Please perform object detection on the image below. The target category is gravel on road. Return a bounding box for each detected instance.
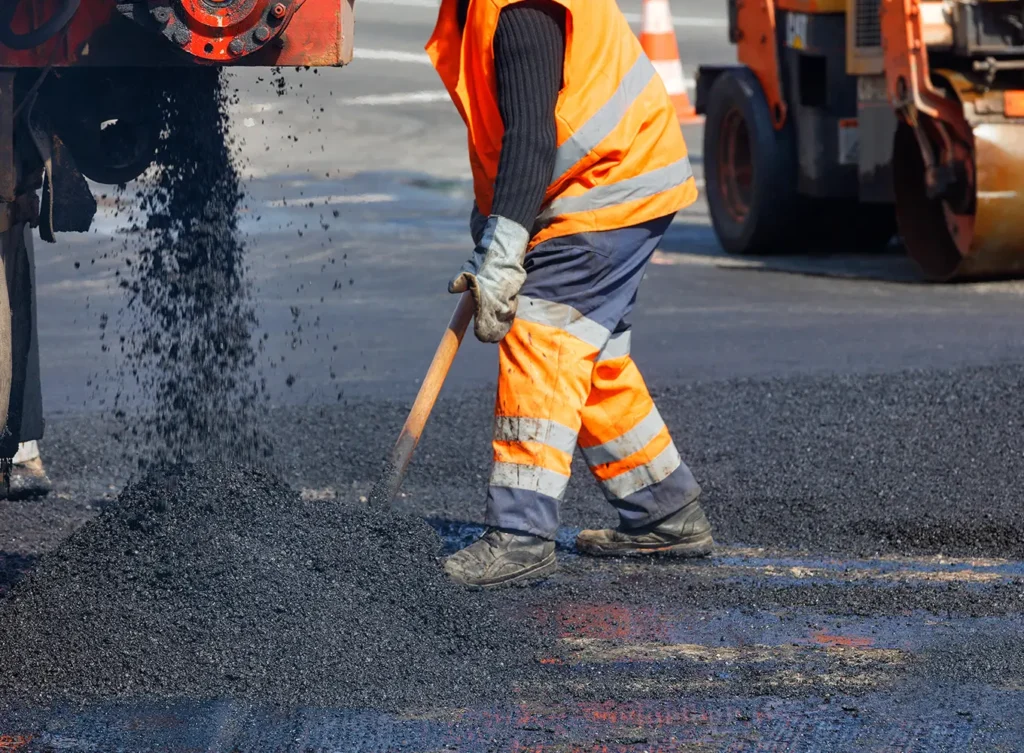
[0,462,546,711]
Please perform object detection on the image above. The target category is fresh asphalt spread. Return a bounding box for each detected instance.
[6,362,1023,715]
[0,462,546,710]
[0,71,549,712]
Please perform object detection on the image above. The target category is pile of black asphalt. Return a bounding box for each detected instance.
[1,70,547,715]
[0,462,547,710]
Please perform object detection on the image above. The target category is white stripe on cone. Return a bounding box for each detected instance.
[641,0,675,35]
[652,58,689,95]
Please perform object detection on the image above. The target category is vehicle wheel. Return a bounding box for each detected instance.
[703,67,802,255]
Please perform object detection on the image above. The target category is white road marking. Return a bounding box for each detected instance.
[621,12,727,28]
[650,250,746,268]
[340,90,450,106]
[231,102,278,115]
[356,0,439,5]
[352,46,696,87]
[265,193,396,207]
[356,0,729,27]
[354,48,432,65]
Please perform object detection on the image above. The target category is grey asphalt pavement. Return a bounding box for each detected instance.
[38,0,1024,411]
[3,2,1024,750]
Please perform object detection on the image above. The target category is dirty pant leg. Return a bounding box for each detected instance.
[485,214,680,539]
[578,344,701,530]
[485,315,596,539]
[18,226,43,441]
[0,223,43,447]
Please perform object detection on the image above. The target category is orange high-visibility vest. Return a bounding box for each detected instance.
[426,0,698,248]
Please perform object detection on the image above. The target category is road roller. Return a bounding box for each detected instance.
[695,0,1024,282]
[0,0,354,468]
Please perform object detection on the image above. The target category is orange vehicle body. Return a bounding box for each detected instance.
[701,0,1024,281]
[734,0,787,128]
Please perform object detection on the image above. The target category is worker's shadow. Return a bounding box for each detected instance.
[0,552,38,597]
[424,517,580,555]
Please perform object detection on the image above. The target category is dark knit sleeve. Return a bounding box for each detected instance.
[489,1,565,233]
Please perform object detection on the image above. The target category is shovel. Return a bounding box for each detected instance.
[367,292,475,508]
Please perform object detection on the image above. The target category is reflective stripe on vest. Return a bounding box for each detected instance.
[550,54,657,182]
[536,157,694,232]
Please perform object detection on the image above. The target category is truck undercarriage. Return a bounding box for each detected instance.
[0,0,353,468]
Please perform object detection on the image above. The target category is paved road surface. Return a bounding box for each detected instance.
[2,1,1024,750]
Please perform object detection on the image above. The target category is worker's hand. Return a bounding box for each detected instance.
[449,215,529,343]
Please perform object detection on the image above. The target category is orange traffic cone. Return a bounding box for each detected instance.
[639,0,702,124]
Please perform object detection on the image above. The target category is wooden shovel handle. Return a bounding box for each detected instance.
[367,291,475,508]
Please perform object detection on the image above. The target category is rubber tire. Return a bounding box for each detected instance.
[703,67,802,255]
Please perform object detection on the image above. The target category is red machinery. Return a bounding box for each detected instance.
[0,0,354,463]
[0,0,353,66]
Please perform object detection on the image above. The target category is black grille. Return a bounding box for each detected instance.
[855,0,882,48]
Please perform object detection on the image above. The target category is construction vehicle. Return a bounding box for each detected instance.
[695,0,1024,282]
[0,0,354,462]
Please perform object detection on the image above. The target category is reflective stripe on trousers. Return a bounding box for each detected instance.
[485,214,701,539]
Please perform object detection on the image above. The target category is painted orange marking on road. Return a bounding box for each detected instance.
[537,603,669,642]
[812,632,874,648]
[0,735,33,751]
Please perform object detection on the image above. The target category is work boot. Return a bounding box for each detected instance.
[444,528,557,589]
[1,442,52,501]
[576,499,714,557]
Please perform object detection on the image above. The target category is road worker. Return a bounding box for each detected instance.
[429,0,714,587]
[0,226,51,501]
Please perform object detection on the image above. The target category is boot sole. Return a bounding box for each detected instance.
[576,533,714,559]
[453,552,558,590]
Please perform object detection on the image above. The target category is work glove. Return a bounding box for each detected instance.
[449,214,529,343]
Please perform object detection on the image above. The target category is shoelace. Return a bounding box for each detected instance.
[480,528,505,553]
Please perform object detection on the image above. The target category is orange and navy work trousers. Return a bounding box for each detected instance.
[486,213,701,539]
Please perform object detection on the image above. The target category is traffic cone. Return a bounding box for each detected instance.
[639,0,702,124]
